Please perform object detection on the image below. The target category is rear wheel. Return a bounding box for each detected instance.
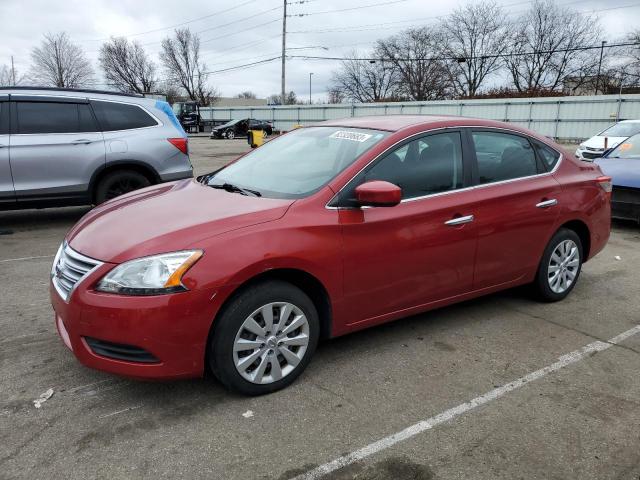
[95,170,151,204]
[209,280,319,395]
[533,228,583,302]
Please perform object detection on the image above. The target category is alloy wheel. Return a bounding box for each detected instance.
[233,302,310,384]
[547,239,580,294]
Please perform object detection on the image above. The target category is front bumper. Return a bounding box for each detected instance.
[50,266,223,380]
[575,148,605,160]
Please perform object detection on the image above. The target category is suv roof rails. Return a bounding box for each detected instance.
[0,86,144,98]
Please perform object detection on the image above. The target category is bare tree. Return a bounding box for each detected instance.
[327,87,346,104]
[160,28,218,105]
[330,50,402,102]
[504,0,602,93]
[377,27,452,100]
[0,64,25,86]
[30,32,94,88]
[236,91,257,99]
[99,37,156,94]
[267,91,300,105]
[440,1,507,97]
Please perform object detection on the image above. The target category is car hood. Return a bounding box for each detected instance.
[596,156,640,188]
[582,136,628,150]
[67,179,294,263]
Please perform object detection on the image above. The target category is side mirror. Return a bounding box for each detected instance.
[355,181,401,207]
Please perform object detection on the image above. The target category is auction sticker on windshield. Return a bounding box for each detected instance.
[330,130,373,142]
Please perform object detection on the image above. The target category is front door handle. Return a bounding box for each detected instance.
[71,139,92,145]
[445,214,474,226]
[536,199,558,208]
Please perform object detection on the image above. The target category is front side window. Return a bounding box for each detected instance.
[472,131,538,184]
[208,127,389,199]
[361,132,464,200]
[15,101,91,134]
[91,100,157,131]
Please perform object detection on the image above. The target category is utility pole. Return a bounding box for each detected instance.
[595,40,607,95]
[309,72,313,104]
[281,0,287,105]
[10,56,15,85]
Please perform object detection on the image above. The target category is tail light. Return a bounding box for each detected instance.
[168,137,188,155]
[596,176,612,194]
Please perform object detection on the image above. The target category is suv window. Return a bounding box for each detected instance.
[533,140,561,171]
[362,131,464,200]
[471,131,538,184]
[0,101,7,134]
[91,100,157,131]
[15,101,97,134]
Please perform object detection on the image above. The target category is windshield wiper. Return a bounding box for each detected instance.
[209,182,262,197]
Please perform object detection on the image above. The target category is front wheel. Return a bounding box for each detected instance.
[209,281,319,395]
[225,130,235,140]
[533,228,583,302]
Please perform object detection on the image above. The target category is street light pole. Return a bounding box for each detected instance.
[309,72,313,104]
[281,0,287,105]
[595,40,607,95]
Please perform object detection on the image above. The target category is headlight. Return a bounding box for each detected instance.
[96,250,203,295]
[579,144,586,149]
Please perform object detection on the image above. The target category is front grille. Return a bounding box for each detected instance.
[85,337,160,363]
[582,151,602,159]
[585,147,604,152]
[51,243,102,301]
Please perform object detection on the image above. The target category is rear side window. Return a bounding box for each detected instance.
[91,101,157,131]
[0,101,8,134]
[471,131,538,184]
[533,141,561,171]
[15,101,98,134]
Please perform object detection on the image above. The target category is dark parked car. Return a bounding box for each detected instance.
[210,118,273,139]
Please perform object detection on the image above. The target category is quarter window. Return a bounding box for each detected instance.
[533,140,561,171]
[471,131,538,184]
[91,101,157,131]
[16,102,96,134]
[362,132,464,200]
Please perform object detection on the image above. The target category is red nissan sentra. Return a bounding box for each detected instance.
[50,116,611,395]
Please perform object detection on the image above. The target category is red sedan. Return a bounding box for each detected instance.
[50,116,611,395]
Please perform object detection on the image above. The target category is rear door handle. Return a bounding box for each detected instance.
[71,139,92,145]
[445,215,474,226]
[536,199,558,208]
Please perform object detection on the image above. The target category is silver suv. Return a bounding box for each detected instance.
[0,87,193,210]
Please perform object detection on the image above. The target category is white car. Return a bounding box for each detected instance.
[575,119,640,160]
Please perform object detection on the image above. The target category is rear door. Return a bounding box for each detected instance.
[10,97,105,203]
[467,129,562,289]
[0,95,15,207]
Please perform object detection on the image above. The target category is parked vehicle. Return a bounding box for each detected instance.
[51,115,611,395]
[596,133,640,223]
[210,118,273,139]
[0,87,193,210]
[575,120,640,160]
[172,101,203,133]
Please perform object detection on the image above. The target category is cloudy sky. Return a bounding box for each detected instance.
[1,0,639,101]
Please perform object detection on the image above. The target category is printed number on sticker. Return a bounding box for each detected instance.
[330,131,373,142]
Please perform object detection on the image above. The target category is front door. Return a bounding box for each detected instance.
[336,130,478,325]
[10,98,105,203]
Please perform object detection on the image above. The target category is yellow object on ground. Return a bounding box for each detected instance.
[248,130,264,148]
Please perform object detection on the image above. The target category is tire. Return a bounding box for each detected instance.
[533,228,583,302]
[95,170,151,204]
[225,130,235,140]
[209,280,320,395]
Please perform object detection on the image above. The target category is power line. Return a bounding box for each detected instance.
[288,0,411,17]
[88,0,259,41]
[288,41,640,63]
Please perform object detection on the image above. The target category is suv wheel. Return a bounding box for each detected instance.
[533,228,583,302]
[95,170,151,204]
[209,280,319,395]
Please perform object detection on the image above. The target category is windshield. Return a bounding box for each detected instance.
[172,103,182,115]
[599,122,640,138]
[607,133,640,158]
[208,127,389,198]
[218,119,242,128]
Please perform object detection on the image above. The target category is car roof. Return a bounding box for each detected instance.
[316,115,534,134]
[0,86,157,107]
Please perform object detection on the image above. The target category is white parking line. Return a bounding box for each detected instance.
[0,254,54,264]
[293,324,640,480]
